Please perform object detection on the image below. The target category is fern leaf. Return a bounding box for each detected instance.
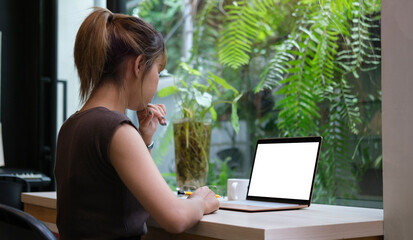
[218,0,277,69]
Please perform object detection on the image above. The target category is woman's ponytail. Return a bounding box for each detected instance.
[74,7,112,103]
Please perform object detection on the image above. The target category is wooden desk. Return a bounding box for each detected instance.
[21,192,383,240]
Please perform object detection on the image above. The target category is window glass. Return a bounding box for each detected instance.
[127,0,382,208]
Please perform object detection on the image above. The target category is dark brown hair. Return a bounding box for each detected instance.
[74,7,167,103]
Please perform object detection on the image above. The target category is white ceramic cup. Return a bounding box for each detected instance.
[227,178,249,201]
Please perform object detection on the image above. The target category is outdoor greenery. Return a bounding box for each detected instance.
[157,63,242,133]
[131,0,382,204]
[129,0,184,72]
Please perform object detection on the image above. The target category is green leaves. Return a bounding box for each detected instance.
[207,73,239,96]
[255,42,294,93]
[218,0,277,69]
[337,0,381,73]
[240,0,380,202]
[179,62,202,76]
[157,62,242,133]
[231,104,240,134]
[157,85,179,97]
[194,89,212,108]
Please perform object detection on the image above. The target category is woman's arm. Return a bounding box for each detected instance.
[109,124,219,233]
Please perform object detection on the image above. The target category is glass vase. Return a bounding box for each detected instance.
[173,119,211,190]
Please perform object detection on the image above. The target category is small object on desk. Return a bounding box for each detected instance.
[177,190,220,198]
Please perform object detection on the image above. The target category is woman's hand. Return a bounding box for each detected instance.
[136,104,167,145]
[188,186,220,214]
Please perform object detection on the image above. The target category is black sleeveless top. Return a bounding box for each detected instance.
[55,107,149,240]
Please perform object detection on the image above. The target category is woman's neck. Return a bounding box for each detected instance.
[80,83,127,114]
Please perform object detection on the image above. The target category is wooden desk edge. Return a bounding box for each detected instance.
[21,192,57,209]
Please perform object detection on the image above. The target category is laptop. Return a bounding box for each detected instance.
[219,136,322,212]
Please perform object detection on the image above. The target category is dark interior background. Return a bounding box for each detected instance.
[0,0,57,190]
[0,0,126,191]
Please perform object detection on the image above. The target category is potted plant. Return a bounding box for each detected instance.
[158,63,242,190]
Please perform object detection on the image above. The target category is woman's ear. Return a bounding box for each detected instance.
[133,55,145,78]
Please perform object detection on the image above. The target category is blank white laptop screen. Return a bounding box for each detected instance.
[248,142,320,201]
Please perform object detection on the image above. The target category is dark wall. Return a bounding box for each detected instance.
[0,0,57,185]
[107,0,127,13]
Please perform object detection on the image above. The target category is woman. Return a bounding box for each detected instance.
[54,7,219,240]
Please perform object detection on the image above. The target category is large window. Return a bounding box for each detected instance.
[127,0,382,208]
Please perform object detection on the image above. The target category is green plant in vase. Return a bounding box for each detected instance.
[158,63,242,190]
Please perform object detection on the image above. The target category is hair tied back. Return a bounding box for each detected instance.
[107,12,114,23]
